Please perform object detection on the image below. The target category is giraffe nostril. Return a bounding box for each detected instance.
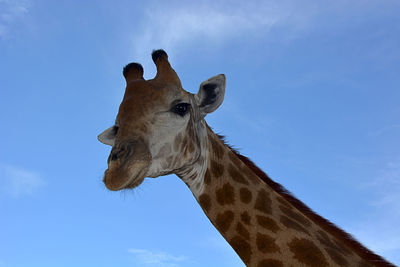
[111,152,118,161]
[108,142,141,163]
[109,148,123,162]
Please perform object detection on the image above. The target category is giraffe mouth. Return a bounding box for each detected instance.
[103,160,150,191]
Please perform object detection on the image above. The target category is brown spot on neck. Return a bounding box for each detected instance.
[210,136,225,159]
[254,189,272,214]
[241,211,252,225]
[256,233,280,254]
[230,235,252,264]
[198,194,211,213]
[216,183,235,206]
[288,237,329,267]
[228,164,249,185]
[236,222,250,240]
[279,215,310,236]
[239,187,252,204]
[228,150,242,166]
[278,204,311,227]
[256,215,281,233]
[215,210,234,233]
[210,160,224,178]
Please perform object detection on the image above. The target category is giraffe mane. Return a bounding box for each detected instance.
[216,134,395,267]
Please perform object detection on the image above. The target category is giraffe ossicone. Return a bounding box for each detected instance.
[98,50,394,267]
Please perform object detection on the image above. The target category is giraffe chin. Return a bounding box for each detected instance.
[103,161,149,191]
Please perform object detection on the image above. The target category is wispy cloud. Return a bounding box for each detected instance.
[129,1,315,73]
[128,248,187,266]
[371,159,400,210]
[367,123,400,137]
[0,163,45,197]
[0,0,31,39]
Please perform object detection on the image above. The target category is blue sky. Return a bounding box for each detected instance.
[1,0,399,266]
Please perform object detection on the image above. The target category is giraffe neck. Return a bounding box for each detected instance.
[177,125,392,267]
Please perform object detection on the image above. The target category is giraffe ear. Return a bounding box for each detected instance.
[97,126,117,146]
[195,74,226,115]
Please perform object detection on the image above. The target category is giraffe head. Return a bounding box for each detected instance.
[98,50,226,191]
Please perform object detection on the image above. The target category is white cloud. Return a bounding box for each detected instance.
[0,164,45,197]
[129,1,315,75]
[127,0,400,71]
[0,0,30,39]
[128,248,187,266]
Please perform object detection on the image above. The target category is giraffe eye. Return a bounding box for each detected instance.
[172,103,190,117]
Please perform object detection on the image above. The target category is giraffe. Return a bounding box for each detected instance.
[98,50,395,267]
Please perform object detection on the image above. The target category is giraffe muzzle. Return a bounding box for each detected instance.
[103,141,151,191]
